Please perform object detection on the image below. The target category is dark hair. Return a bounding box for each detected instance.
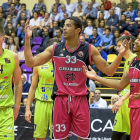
[105,27,111,32]
[0,25,5,36]
[93,27,97,30]
[56,27,61,32]
[77,4,82,8]
[128,3,133,7]
[113,29,120,38]
[21,3,26,7]
[45,38,60,48]
[67,16,82,34]
[33,11,39,16]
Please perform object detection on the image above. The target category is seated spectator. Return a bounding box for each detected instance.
[73,4,83,17]
[133,3,140,20]
[50,0,61,13]
[123,3,134,20]
[4,13,17,28]
[16,3,30,20]
[89,79,96,93]
[59,4,71,21]
[29,11,41,38]
[0,6,6,18]
[119,14,126,33]
[135,10,140,33]
[55,28,63,42]
[83,1,97,21]
[21,74,31,101]
[99,27,113,54]
[14,0,21,13]
[0,12,5,28]
[65,0,74,14]
[91,0,100,10]
[117,0,127,14]
[90,92,98,107]
[50,6,60,22]
[17,11,27,28]
[107,9,119,30]
[79,35,86,42]
[60,13,68,28]
[6,37,17,53]
[2,0,12,15]
[97,4,109,20]
[122,17,138,37]
[32,0,46,13]
[23,98,27,106]
[88,27,101,47]
[91,46,107,76]
[38,9,45,19]
[111,1,121,20]
[102,0,111,10]
[8,3,17,16]
[108,95,119,108]
[97,20,106,37]
[93,89,107,108]
[11,31,19,48]
[131,0,139,10]
[73,0,87,12]
[50,21,59,38]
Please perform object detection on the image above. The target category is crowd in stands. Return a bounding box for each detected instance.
[1,0,140,105]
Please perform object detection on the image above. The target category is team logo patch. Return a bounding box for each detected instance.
[5,58,11,63]
[77,51,84,57]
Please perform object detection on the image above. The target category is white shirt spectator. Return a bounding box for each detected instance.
[65,3,74,13]
[73,1,87,12]
[41,18,52,27]
[50,13,60,21]
[97,10,109,19]
[84,26,93,36]
[135,17,140,21]
[92,2,99,9]
[89,79,96,92]
[95,97,107,108]
[59,10,71,20]
[29,18,41,27]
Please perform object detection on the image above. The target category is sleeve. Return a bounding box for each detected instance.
[26,10,31,19]
[82,9,87,16]
[105,36,113,48]
[42,4,46,13]
[32,4,36,13]
[99,36,104,46]
[94,36,101,47]
[2,3,7,12]
[112,15,119,26]
[17,27,21,37]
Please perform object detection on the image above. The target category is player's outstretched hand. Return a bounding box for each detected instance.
[120,38,131,56]
[112,98,124,113]
[25,109,32,123]
[25,19,33,39]
[13,107,20,121]
[83,65,97,80]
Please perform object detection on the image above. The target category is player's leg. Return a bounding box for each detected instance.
[35,138,45,140]
[112,131,125,140]
[0,107,14,140]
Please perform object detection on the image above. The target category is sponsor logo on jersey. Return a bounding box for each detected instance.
[41,66,48,69]
[5,58,11,63]
[59,53,64,56]
[64,73,76,81]
[46,79,54,83]
[59,67,82,72]
[130,85,134,92]
[77,51,84,57]
[130,78,140,83]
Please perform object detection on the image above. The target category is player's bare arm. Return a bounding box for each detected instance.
[25,67,38,123]
[91,39,131,76]
[13,53,22,121]
[24,19,53,67]
[83,66,130,90]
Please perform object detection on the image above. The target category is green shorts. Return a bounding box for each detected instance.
[34,100,53,138]
[113,98,130,135]
[0,107,14,140]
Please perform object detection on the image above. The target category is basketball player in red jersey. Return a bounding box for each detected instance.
[83,39,140,140]
[24,17,129,140]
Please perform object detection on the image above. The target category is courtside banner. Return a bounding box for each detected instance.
[90,108,116,140]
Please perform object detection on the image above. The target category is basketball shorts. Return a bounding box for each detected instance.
[34,100,53,139]
[52,95,90,140]
[113,98,130,135]
[130,108,140,140]
[0,107,14,140]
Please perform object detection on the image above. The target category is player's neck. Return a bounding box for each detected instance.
[66,38,79,49]
[0,45,3,56]
[136,52,140,58]
[123,50,133,60]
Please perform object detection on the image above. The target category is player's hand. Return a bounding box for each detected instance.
[83,65,98,80]
[112,98,124,113]
[25,19,33,39]
[13,107,20,121]
[119,39,131,56]
[25,109,32,123]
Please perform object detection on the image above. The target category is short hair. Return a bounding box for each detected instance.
[21,3,26,7]
[128,3,133,8]
[60,4,66,8]
[56,27,61,31]
[77,4,82,8]
[33,11,39,16]
[45,38,60,49]
[93,27,97,30]
[105,27,111,32]
[0,26,5,36]
[67,16,82,34]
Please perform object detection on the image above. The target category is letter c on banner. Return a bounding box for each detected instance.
[91,119,102,132]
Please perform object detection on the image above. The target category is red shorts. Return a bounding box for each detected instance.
[130,108,140,140]
[52,95,90,139]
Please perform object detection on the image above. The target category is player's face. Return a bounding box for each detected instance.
[116,41,124,53]
[133,39,140,53]
[0,35,5,45]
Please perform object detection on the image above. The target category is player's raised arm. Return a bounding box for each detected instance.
[83,65,130,90]
[91,39,131,76]
[24,19,53,67]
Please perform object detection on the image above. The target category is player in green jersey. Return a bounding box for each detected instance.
[0,26,22,140]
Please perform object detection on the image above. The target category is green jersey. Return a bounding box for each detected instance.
[121,54,136,96]
[0,49,15,107]
[35,62,54,102]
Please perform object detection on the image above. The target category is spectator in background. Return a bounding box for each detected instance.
[117,0,127,14]
[124,3,134,20]
[2,0,12,15]
[97,20,106,37]
[14,0,21,13]
[88,27,101,47]
[84,19,93,41]
[83,1,97,21]
[11,31,19,48]
[38,9,45,19]
[73,0,87,12]
[50,21,59,37]
[0,12,5,28]
[0,6,6,18]
[90,92,98,107]
[29,11,41,38]
[135,10,140,33]
[91,0,99,10]
[108,95,119,108]
[50,0,61,13]
[102,0,111,10]
[21,74,31,101]
[79,35,86,42]
[93,89,107,108]
[16,3,31,20]
[55,28,63,42]
[97,4,109,20]
[6,37,17,53]
[32,0,46,13]
[91,46,107,76]
[8,3,17,16]
[23,98,27,106]
[50,6,60,22]
[65,0,74,14]
[99,27,113,54]
[73,4,83,17]
[60,13,68,28]
[131,0,139,10]
[107,9,119,30]
[133,3,140,20]
[119,14,126,33]
[59,4,71,21]
[17,11,27,27]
